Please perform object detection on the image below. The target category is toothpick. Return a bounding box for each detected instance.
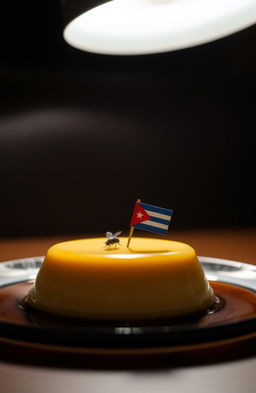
[127,199,141,247]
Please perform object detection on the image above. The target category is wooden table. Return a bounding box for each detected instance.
[1,229,256,393]
[0,228,256,264]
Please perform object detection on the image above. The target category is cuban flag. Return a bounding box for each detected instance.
[130,201,173,235]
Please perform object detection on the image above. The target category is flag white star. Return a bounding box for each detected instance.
[137,212,143,219]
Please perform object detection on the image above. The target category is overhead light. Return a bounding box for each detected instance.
[63,0,256,55]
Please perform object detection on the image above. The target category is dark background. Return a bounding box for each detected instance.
[0,1,255,238]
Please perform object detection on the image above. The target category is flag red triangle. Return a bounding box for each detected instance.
[130,202,150,226]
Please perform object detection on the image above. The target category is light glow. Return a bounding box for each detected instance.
[106,251,180,259]
[64,0,256,55]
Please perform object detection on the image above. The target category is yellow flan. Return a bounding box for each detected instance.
[27,238,215,320]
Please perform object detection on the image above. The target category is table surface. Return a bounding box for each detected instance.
[0,228,256,265]
[0,229,256,393]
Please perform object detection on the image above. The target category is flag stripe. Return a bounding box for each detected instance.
[138,220,169,230]
[147,216,171,225]
[134,223,168,235]
[145,210,171,221]
[140,202,173,216]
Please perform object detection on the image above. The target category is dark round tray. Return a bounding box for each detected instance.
[0,256,256,354]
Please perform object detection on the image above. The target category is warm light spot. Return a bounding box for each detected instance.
[64,0,256,55]
[106,251,180,259]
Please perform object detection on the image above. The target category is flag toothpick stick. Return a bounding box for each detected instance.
[127,199,141,248]
[126,226,134,248]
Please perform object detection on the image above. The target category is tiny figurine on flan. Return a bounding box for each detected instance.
[26,200,215,320]
[105,231,122,249]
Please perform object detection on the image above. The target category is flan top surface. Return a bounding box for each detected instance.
[46,237,196,266]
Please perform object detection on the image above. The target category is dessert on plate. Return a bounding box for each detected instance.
[27,237,215,320]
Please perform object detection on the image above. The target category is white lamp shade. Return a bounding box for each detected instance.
[63,0,256,55]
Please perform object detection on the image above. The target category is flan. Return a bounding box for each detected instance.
[27,238,215,320]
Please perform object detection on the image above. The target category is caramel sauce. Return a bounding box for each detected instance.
[0,281,255,329]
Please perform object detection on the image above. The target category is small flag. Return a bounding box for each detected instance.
[130,201,173,235]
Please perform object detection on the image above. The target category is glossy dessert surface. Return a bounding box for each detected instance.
[26,238,215,319]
